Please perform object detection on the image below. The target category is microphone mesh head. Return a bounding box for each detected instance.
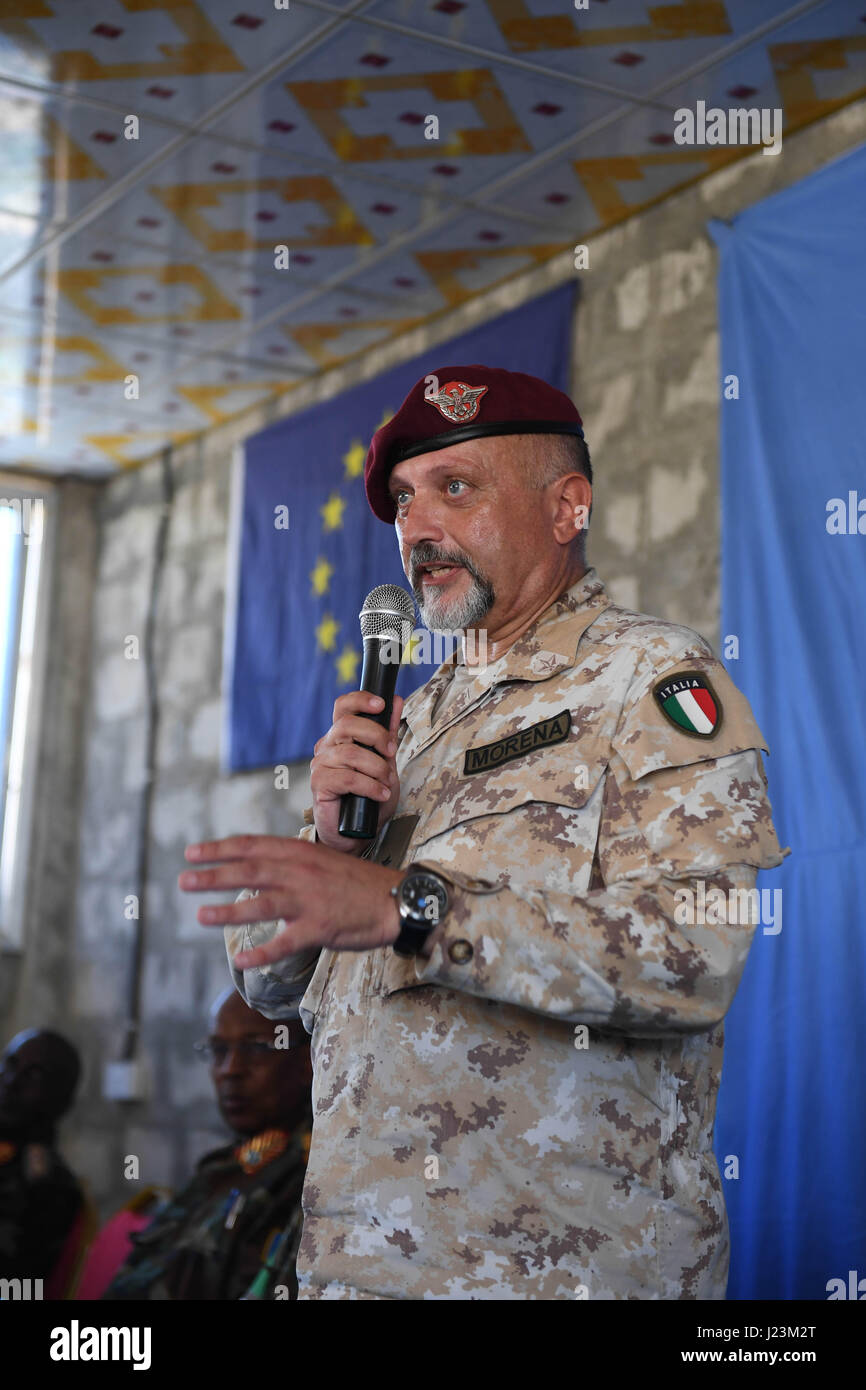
[359,584,416,646]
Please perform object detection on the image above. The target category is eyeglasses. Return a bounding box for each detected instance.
[193,1039,300,1065]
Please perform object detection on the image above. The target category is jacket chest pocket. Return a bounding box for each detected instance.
[408,735,609,881]
[376,740,610,1001]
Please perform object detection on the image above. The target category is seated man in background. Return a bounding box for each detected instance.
[0,1028,84,1282]
[103,987,312,1301]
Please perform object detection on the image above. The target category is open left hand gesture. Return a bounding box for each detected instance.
[179,836,404,969]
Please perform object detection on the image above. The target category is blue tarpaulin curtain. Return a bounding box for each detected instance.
[710,142,866,1300]
[228,281,577,771]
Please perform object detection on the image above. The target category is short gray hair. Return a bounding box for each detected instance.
[515,434,593,544]
[519,432,593,490]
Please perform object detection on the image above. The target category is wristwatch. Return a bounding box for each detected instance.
[390,864,450,957]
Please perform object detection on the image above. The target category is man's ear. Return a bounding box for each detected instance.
[551,473,592,546]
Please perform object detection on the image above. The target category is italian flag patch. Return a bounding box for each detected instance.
[652,672,722,739]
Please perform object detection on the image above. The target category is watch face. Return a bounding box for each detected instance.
[402,873,448,925]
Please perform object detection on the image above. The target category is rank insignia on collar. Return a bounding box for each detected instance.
[653,672,722,738]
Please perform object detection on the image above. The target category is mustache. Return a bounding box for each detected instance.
[410,545,475,581]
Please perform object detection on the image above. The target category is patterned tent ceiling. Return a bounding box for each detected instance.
[0,0,864,475]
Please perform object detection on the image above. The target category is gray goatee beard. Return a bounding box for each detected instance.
[414,561,495,634]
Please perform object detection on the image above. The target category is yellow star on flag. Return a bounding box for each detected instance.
[377,406,394,429]
[321,491,346,532]
[310,555,334,597]
[342,439,366,480]
[335,644,361,686]
[315,613,340,651]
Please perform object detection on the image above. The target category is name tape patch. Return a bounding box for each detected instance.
[463,710,571,775]
[652,672,722,739]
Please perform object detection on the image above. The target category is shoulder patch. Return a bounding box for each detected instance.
[652,672,722,739]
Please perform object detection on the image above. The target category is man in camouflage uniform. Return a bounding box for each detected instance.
[181,366,785,1299]
[104,989,311,1300]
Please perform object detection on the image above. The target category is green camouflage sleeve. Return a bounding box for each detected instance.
[412,664,786,1037]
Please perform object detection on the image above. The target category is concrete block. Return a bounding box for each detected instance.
[199,475,229,539]
[615,263,651,331]
[189,699,221,762]
[169,477,228,552]
[93,579,147,652]
[158,557,195,630]
[74,957,128,1021]
[162,624,216,698]
[658,238,712,317]
[606,575,640,612]
[662,332,718,414]
[142,948,201,1020]
[585,372,636,455]
[75,879,138,949]
[154,708,189,773]
[122,718,148,792]
[78,806,138,879]
[93,651,146,720]
[151,785,207,849]
[648,458,709,542]
[99,506,160,583]
[699,152,753,201]
[207,773,271,841]
[191,549,226,617]
[603,492,642,553]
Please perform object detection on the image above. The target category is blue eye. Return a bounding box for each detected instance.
[447,480,467,495]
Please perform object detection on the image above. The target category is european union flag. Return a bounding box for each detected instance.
[227,282,577,771]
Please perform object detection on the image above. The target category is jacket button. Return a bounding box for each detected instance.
[448,939,473,964]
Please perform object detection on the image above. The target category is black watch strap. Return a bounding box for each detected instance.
[392,919,434,959]
[390,864,450,957]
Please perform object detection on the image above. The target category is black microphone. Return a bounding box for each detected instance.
[338,584,416,840]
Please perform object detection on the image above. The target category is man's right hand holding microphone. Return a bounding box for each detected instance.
[308,689,405,851]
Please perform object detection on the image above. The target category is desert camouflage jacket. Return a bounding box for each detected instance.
[226,569,785,1300]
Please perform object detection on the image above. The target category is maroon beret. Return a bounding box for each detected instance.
[363,363,585,523]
